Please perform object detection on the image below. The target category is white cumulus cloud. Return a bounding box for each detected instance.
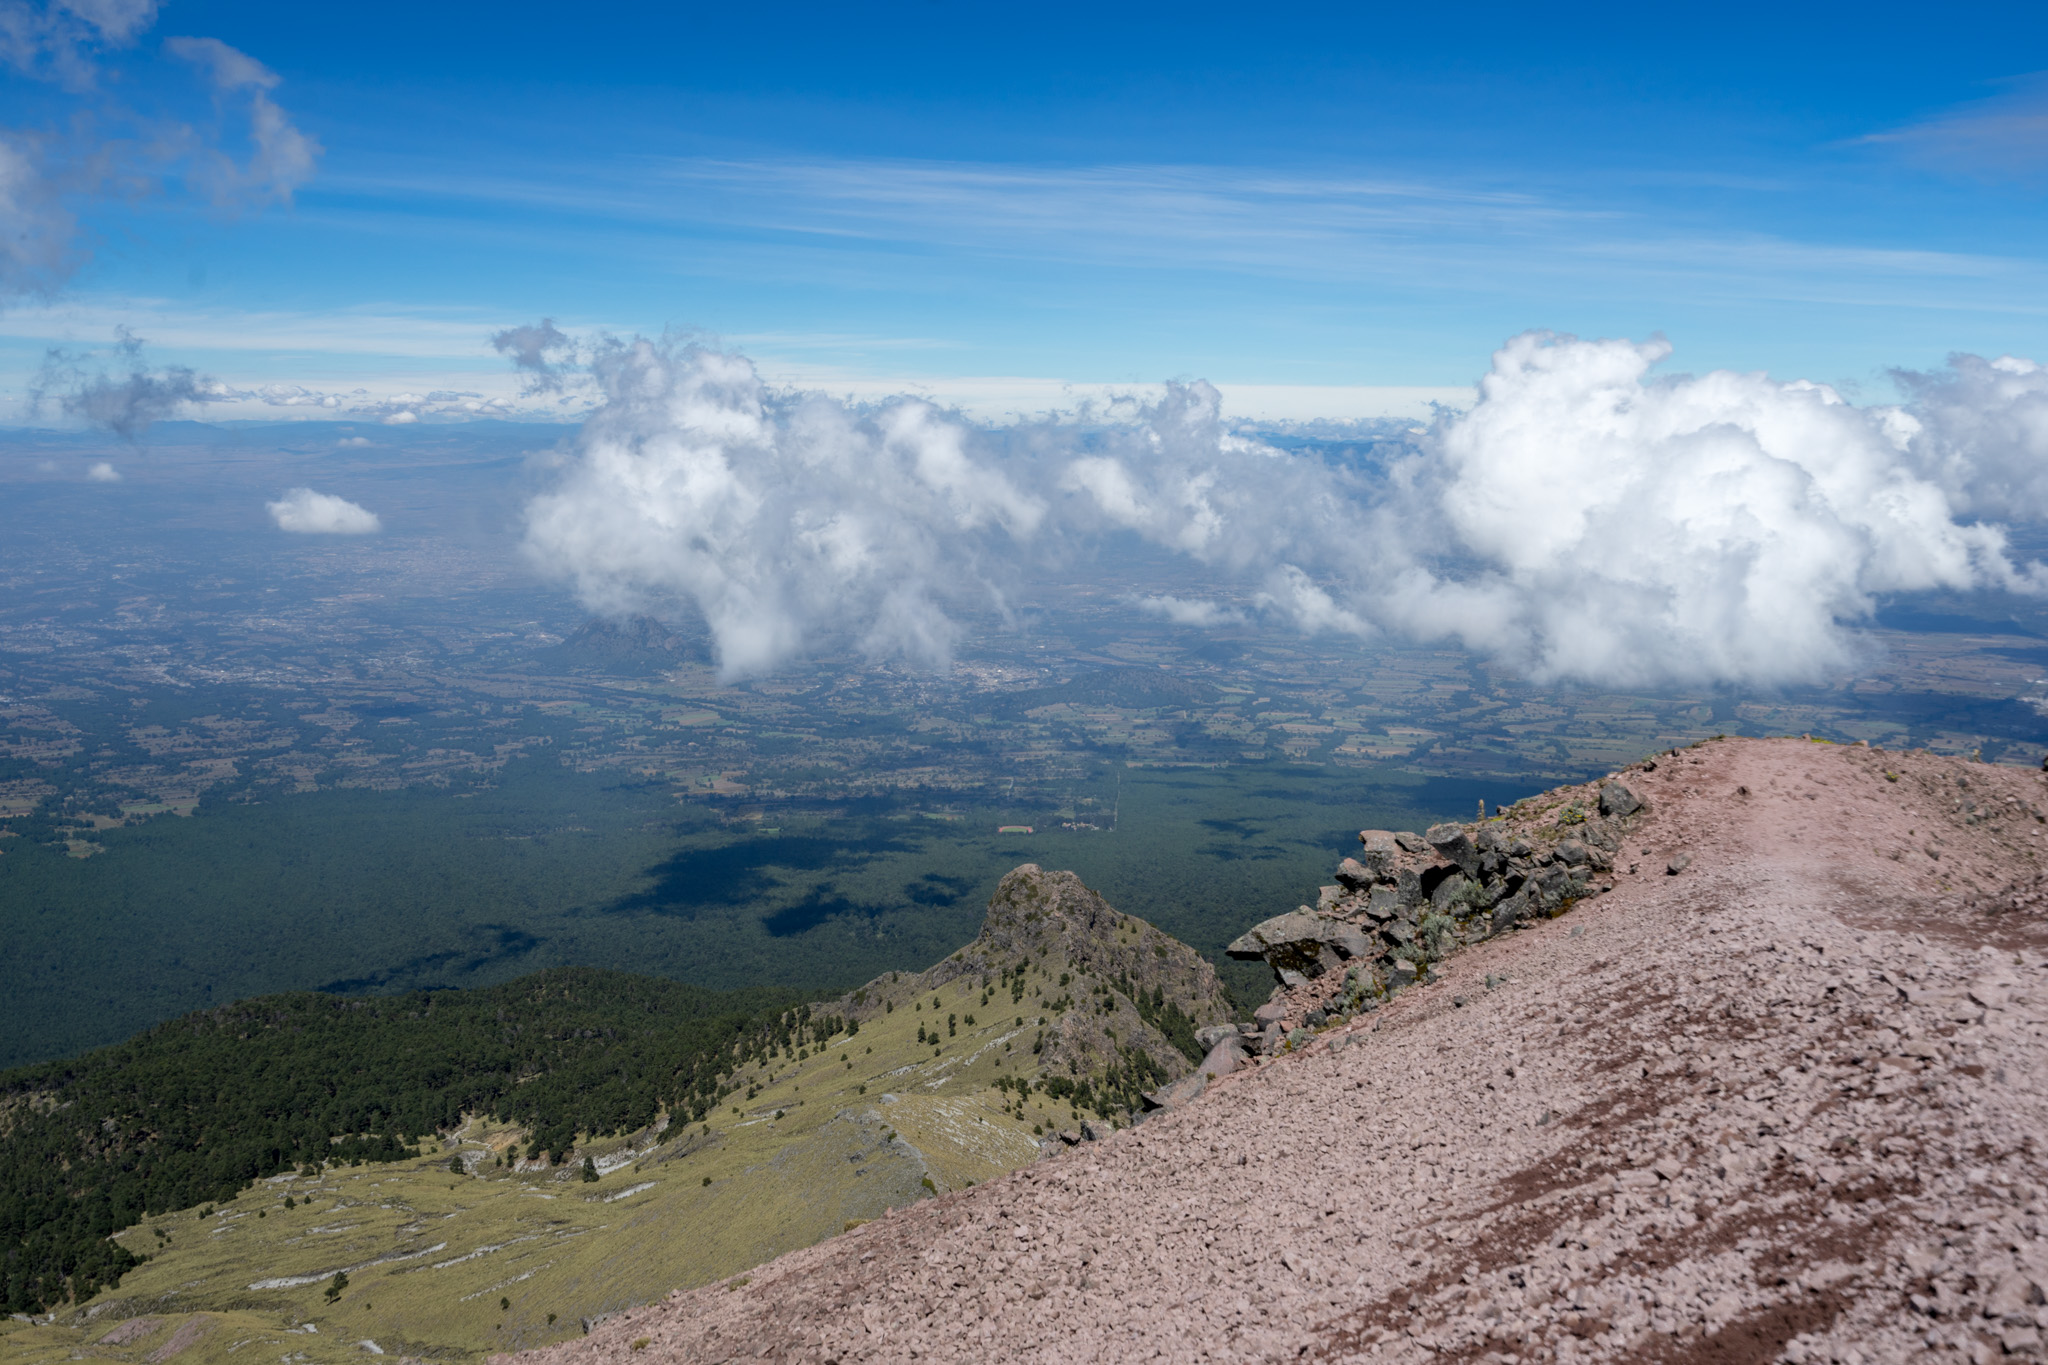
[1891,353,2048,522]
[1129,595,1247,627]
[266,487,380,535]
[518,326,2048,690]
[1370,333,2028,685]
[85,459,117,481]
[523,337,1045,680]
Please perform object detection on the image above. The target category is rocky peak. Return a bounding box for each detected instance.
[968,864,1129,960]
[837,865,1235,1118]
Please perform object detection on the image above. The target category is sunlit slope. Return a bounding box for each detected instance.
[4,866,1227,1365]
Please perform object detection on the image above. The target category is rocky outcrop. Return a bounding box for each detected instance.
[837,865,1235,1114]
[1226,771,1652,1042]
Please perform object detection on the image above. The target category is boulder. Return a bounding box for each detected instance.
[1325,919,1372,957]
[1197,1033,1248,1079]
[1140,1069,1209,1111]
[1335,857,1373,889]
[1490,888,1535,935]
[1394,831,1432,855]
[1194,1024,1239,1051]
[1226,910,1371,979]
[1425,823,1480,876]
[1357,830,1402,879]
[1252,1001,1290,1026]
[1366,887,1403,922]
[1387,959,1418,991]
[1598,780,1645,818]
[1429,871,1474,913]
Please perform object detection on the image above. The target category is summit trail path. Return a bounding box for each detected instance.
[507,737,2048,1364]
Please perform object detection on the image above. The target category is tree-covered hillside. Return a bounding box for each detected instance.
[0,969,843,1315]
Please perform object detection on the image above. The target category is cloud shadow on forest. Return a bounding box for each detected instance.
[319,924,543,994]
[605,823,922,928]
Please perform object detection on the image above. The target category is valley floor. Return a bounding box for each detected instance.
[509,736,2048,1363]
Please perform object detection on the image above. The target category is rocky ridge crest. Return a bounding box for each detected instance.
[1222,769,1650,1051]
[502,736,2048,1365]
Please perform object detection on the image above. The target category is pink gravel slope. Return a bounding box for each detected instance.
[506,737,2048,1365]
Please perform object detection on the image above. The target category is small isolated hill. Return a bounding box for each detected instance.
[509,736,2048,1365]
[837,864,1235,1116]
[534,616,710,675]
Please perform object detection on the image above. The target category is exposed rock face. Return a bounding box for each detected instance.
[1227,771,1650,1040]
[838,865,1234,1112]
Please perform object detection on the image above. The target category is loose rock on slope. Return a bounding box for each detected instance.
[507,737,2048,1364]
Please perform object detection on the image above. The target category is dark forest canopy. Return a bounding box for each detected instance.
[0,968,844,1315]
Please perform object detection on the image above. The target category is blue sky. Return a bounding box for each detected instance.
[4,0,2047,421]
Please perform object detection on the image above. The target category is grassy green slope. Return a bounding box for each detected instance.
[1,876,1216,1365]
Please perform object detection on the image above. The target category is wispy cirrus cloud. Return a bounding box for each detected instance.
[321,155,1604,281]
[1859,76,2048,184]
[314,150,2048,321]
[0,296,539,358]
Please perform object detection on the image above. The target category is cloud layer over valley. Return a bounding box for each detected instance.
[518,329,2048,690]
